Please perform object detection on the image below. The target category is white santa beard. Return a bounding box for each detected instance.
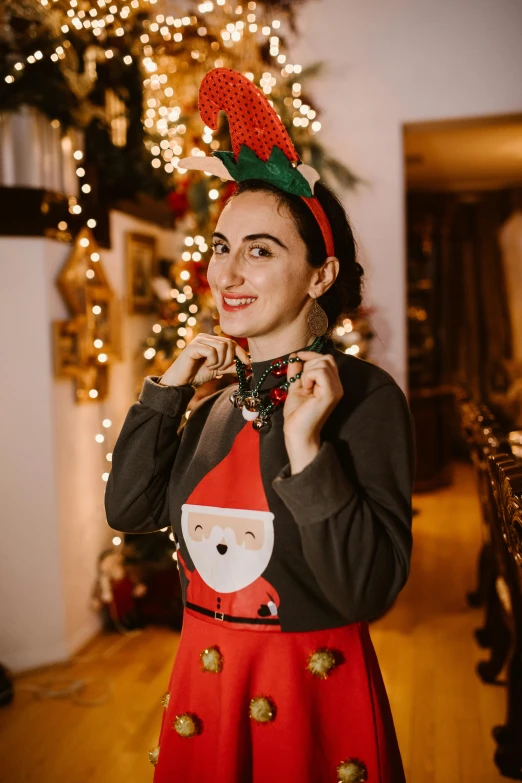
[181,516,274,593]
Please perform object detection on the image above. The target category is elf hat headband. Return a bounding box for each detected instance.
[179,68,335,258]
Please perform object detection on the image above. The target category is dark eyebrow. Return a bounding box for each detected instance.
[211,231,288,250]
[244,233,288,250]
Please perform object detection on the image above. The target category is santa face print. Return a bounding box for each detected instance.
[181,504,275,593]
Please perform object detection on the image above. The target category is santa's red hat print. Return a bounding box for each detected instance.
[181,423,275,594]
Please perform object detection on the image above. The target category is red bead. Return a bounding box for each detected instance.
[245,367,253,378]
[270,364,287,378]
[269,387,287,404]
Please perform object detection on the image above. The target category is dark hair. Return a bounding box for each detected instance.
[228,179,364,333]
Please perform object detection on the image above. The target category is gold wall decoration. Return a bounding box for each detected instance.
[126,232,158,314]
[53,315,89,379]
[54,226,121,403]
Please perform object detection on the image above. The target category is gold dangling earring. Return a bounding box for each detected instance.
[307,295,329,336]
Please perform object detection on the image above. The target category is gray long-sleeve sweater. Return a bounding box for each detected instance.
[105,339,416,632]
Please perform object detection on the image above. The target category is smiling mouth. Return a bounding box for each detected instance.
[222,294,257,310]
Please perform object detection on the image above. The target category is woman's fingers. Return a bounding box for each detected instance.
[300,365,334,394]
[295,353,341,397]
[233,342,251,366]
[192,335,249,373]
[287,352,334,394]
[220,338,235,371]
[190,340,221,367]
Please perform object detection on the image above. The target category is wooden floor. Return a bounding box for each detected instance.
[0,460,508,782]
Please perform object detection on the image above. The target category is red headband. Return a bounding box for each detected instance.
[300,196,335,258]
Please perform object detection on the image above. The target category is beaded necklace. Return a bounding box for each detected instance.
[230,335,327,432]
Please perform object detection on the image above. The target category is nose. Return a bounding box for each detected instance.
[216,543,228,555]
[214,248,244,291]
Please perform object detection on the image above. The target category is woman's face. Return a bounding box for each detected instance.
[206,190,317,339]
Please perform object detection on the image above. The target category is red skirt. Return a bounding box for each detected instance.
[150,608,406,783]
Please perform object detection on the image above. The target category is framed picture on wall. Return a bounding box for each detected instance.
[53,316,89,378]
[126,232,158,314]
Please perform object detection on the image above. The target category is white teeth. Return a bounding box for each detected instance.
[224,297,256,306]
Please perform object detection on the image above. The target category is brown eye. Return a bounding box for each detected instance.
[250,244,272,258]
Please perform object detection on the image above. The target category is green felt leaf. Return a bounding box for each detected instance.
[213,144,313,197]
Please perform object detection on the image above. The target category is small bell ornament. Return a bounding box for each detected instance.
[229,390,244,408]
[242,395,260,421]
[252,416,271,433]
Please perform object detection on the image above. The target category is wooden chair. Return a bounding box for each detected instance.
[486,453,522,779]
[456,397,509,629]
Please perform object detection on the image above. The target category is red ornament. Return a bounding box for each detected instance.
[271,363,287,378]
[269,387,287,405]
[166,188,189,219]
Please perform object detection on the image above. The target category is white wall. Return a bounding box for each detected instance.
[0,212,178,672]
[1,238,68,670]
[291,0,522,389]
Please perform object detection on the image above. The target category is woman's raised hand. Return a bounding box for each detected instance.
[159,334,251,388]
[282,350,344,473]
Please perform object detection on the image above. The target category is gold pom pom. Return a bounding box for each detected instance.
[200,645,223,674]
[307,647,339,679]
[336,757,368,782]
[160,691,170,709]
[249,695,276,723]
[173,712,203,738]
[148,746,160,766]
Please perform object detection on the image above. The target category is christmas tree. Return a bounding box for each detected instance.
[131,1,363,376]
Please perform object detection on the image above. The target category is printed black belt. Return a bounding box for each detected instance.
[186,601,280,625]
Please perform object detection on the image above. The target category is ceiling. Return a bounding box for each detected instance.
[404,114,522,192]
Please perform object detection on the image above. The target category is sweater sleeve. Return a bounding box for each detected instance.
[104,376,196,534]
[271,381,416,623]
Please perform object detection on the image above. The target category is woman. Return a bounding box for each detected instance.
[105,69,415,783]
